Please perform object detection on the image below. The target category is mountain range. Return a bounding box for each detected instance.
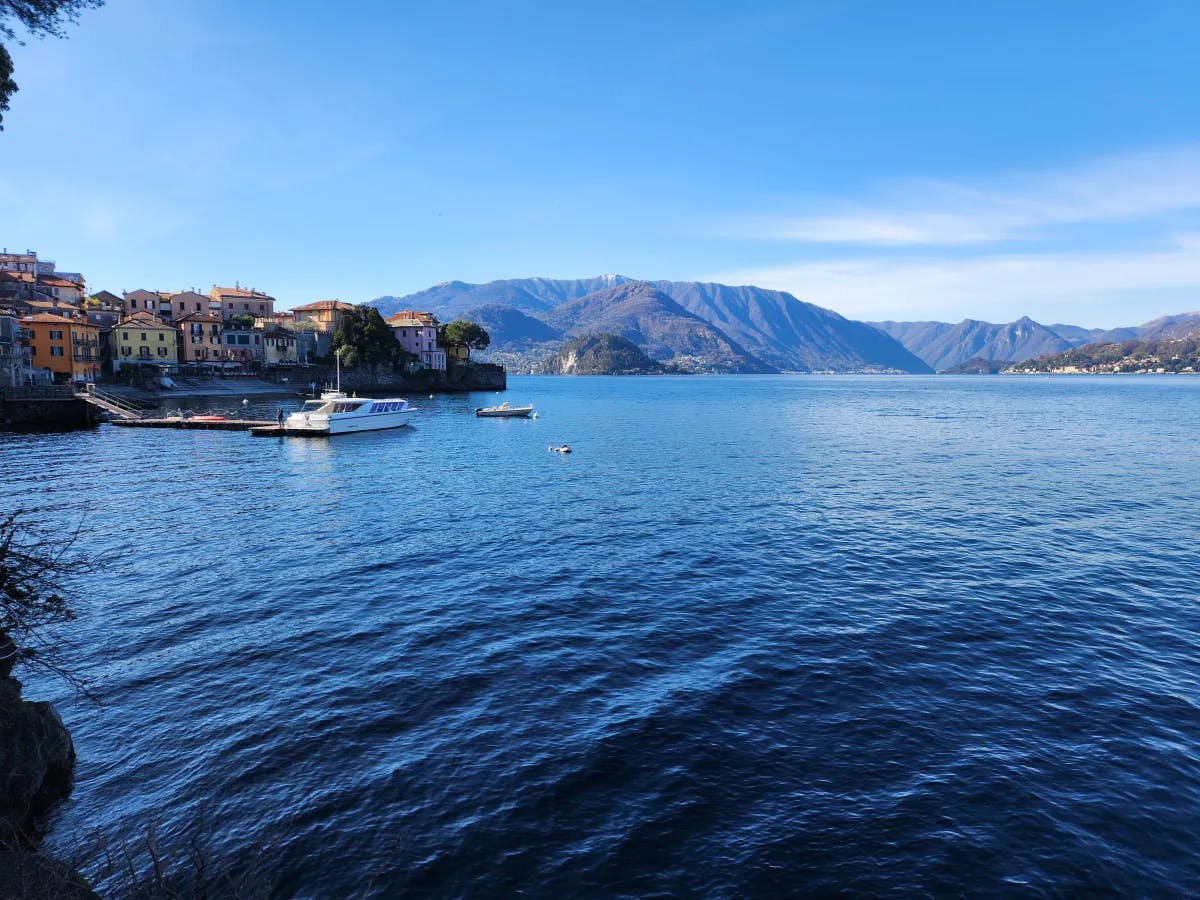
[371,276,932,373]
[368,275,1200,374]
[871,313,1200,371]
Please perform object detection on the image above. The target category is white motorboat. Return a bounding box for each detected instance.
[475,402,534,418]
[285,395,414,435]
[282,351,414,434]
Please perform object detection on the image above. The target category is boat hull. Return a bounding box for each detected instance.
[283,398,415,435]
[327,410,414,434]
[475,406,533,418]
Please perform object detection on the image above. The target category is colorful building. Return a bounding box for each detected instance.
[175,312,224,365]
[113,311,179,371]
[386,310,446,371]
[167,290,216,322]
[123,289,161,316]
[290,300,354,333]
[20,313,101,383]
[262,326,298,366]
[1,251,85,308]
[221,323,263,367]
[211,285,275,321]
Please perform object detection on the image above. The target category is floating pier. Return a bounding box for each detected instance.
[110,417,274,431]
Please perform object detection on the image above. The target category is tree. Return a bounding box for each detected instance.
[438,320,491,353]
[332,304,404,381]
[0,44,14,127]
[0,511,89,689]
[1,0,105,130]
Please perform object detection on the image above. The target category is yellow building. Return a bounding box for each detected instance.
[262,326,297,366]
[290,300,354,333]
[21,313,101,383]
[113,311,179,371]
[176,313,224,364]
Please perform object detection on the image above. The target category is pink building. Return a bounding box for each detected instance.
[386,310,446,371]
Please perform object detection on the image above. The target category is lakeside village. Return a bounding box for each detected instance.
[0,249,505,427]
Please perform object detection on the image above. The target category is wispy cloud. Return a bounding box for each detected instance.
[710,233,1200,324]
[735,146,1200,246]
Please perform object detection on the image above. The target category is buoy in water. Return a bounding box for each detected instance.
[549,444,571,454]
[242,399,249,405]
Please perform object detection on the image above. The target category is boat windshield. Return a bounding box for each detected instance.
[300,400,328,412]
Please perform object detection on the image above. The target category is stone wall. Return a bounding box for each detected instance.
[335,362,507,394]
[0,398,97,431]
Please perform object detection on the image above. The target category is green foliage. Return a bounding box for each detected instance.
[0,1,105,41]
[0,0,104,129]
[0,511,87,685]
[333,304,404,376]
[0,43,13,127]
[438,320,491,351]
[536,333,669,375]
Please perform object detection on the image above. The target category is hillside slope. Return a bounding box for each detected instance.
[658,281,930,372]
[871,317,1078,371]
[541,282,775,373]
[535,334,667,375]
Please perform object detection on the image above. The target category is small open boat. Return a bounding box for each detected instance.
[475,402,534,418]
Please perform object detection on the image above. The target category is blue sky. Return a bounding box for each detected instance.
[3,0,1199,326]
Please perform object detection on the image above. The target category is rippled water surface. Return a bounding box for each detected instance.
[4,375,1199,896]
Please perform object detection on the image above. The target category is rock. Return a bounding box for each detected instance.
[0,676,76,842]
[0,661,91,898]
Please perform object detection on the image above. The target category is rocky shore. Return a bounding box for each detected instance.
[0,631,96,898]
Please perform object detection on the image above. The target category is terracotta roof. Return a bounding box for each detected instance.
[118,312,173,328]
[291,300,355,312]
[22,313,97,328]
[175,312,223,324]
[212,286,273,300]
[23,299,78,310]
[0,271,34,283]
[36,276,81,289]
[386,310,437,326]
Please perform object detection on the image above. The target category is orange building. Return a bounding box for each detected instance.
[175,312,224,364]
[290,300,354,333]
[21,313,101,383]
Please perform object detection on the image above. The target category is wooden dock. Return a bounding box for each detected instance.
[110,417,274,431]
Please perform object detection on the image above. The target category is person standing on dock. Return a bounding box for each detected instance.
[276,407,284,426]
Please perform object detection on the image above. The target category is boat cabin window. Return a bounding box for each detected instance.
[331,401,366,414]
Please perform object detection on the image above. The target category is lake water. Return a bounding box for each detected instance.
[4,375,1199,896]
